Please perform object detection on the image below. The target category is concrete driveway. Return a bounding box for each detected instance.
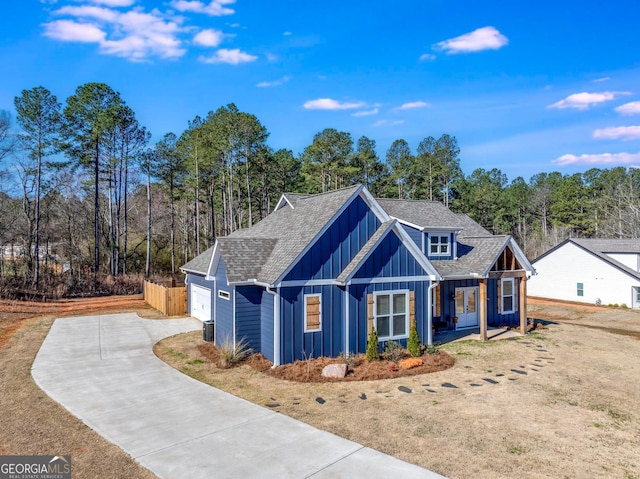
[32,313,445,479]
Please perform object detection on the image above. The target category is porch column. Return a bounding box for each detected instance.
[519,276,528,335]
[479,278,487,341]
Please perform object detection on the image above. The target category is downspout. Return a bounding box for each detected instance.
[266,286,281,367]
[427,280,439,346]
[344,284,350,357]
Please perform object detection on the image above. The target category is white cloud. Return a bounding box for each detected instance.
[592,76,611,83]
[193,28,223,46]
[548,91,630,110]
[616,101,640,116]
[199,48,257,64]
[419,53,436,61]
[170,0,235,16]
[434,26,508,54]
[397,101,429,110]
[303,98,366,110]
[593,126,640,141]
[43,20,106,42]
[372,119,405,127]
[256,76,291,87]
[45,5,187,60]
[352,108,379,117]
[283,31,292,36]
[86,0,136,6]
[553,152,640,166]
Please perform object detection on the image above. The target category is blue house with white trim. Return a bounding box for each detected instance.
[181,185,534,365]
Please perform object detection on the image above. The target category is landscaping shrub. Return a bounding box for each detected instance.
[217,337,252,368]
[365,327,380,361]
[382,340,404,363]
[407,324,421,357]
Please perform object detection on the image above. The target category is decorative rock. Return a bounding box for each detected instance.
[322,363,348,378]
[399,358,423,370]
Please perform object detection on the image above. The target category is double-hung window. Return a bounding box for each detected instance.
[374,291,408,340]
[429,234,450,256]
[577,283,584,297]
[501,278,515,314]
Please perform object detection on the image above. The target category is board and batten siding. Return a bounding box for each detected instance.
[279,284,343,364]
[213,258,234,345]
[260,290,275,362]
[401,224,423,250]
[283,195,380,281]
[235,285,262,353]
[529,242,640,307]
[353,229,427,279]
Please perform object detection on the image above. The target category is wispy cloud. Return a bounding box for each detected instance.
[303,98,366,110]
[170,0,235,16]
[593,126,640,141]
[193,28,223,46]
[434,26,508,54]
[419,53,435,61]
[548,91,630,110]
[199,48,257,64]
[352,108,379,117]
[372,119,405,127]
[89,0,136,6]
[396,101,429,110]
[256,75,291,87]
[592,76,611,83]
[553,152,640,166]
[283,31,292,36]
[615,101,640,116]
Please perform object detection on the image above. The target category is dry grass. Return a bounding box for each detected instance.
[0,296,161,479]
[157,307,640,479]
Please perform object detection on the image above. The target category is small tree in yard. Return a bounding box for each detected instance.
[407,324,421,357]
[365,327,380,361]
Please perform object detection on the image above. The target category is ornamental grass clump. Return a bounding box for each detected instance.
[217,337,252,368]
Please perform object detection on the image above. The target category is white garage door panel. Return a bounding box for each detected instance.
[190,284,211,321]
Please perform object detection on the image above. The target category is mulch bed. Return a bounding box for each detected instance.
[198,342,455,382]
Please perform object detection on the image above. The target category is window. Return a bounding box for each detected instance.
[501,279,515,314]
[577,283,584,297]
[375,291,409,340]
[218,290,230,300]
[304,294,322,332]
[429,234,450,256]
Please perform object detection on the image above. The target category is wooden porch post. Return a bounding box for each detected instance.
[519,276,528,335]
[479,278,487,341]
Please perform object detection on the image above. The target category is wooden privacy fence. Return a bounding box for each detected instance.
[143,279,187,316]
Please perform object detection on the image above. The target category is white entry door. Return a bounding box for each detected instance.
[190,284,211,321]
[455,287,479,328]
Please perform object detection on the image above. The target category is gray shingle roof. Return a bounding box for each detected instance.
[221,185,363,284]
[454,213,491,237]
[431,236,512,278]
[376,198,462,228]
[180,245,214,275]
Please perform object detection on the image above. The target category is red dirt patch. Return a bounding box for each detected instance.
[198,342,455,382]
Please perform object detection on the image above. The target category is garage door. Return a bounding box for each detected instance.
[190,284,212,321]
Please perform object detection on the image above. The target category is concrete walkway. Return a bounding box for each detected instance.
[32,313,445,479]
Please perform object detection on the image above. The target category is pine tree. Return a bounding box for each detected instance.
[407,324,421,357]
[365,327,380,362]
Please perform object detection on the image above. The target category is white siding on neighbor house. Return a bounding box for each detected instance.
[528,242,640,308]
[606,253,640,272]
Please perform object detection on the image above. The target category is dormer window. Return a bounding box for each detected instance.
[429,234,450,256]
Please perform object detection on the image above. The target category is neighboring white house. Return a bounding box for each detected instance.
[528,238,640,308]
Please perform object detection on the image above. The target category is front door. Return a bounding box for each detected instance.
[455,287,479,329]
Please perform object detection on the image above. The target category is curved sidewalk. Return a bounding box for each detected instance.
[32,313,445,479]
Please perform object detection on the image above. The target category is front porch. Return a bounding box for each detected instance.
[434,326,523,344]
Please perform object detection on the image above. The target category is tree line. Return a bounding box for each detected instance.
[0,82,638,295]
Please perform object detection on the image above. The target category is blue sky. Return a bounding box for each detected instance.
[2,0,640,182]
